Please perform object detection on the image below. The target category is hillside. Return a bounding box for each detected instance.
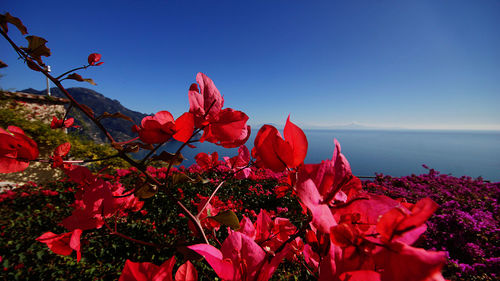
[22,87,147,143]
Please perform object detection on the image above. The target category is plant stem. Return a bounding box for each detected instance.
[140,142,165,166]
[177,200,209,245]
[196,180,225,219]
[55,65,89,80]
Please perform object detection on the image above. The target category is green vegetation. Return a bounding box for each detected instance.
[0,170,308,280]
[0,99,127,169]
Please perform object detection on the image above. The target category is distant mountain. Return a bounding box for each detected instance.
[251,122,381,131]
[305,122,383,130]
[22,87,147,143]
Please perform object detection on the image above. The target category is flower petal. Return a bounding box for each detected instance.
[283,115,308,168]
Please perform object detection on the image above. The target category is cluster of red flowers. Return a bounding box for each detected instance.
[188,210,301,281]
[0,66,448,280]
[184,118,447,280]
[132,73,250,149]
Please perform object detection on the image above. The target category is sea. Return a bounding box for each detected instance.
[157,129,500,182]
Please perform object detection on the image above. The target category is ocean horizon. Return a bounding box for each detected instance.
[157,128,500,182]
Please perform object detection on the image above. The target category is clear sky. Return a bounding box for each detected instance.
[1,0,499,130]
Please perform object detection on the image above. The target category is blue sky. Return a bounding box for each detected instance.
[1,0,499,130]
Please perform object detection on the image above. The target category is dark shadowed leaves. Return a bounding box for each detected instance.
[171,172,195,185]
[21,36,51,64]
[66,73,97,85]
[151,151,185,166]
[0,12,28,35]
[135,183,158,199]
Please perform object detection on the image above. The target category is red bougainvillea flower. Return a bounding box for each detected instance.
[200,108,251,148]
[0,126,38,173]
[175,260,198,281]
[188,231,291,281]
[298,139,362,205]
[189,196,221,232]
[338,270,381,281]
[188,73,251,148]
[87,53,103,66]
[133,111,194,144]
[112,182,145,215]
[224,145,250,169]
[61,164,95,186]
[296,178,337,234]
[61,178,143,231]
[188,72,224,127]
[376,197,438,243]
[119,257,198,281]
[224,145,251,179]
[252,116,307,172]
[50,142,71,168]
[50,116,75,129]
[120,257,173,281]
[238,209,301,255]
[195,151,219,171]
[375,241,447,281]
[36,229,82,262]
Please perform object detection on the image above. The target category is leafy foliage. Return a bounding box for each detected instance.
[0,99,126,168]
[0,169,308,280]
[1,169,497,280]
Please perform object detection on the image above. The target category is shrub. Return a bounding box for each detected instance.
[364,168,500,281]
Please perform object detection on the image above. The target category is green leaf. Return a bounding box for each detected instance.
[209,210,240,230]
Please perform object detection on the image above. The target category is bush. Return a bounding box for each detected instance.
[0,99,127,169]
[364,168,500,281]
[0,167,310,280]
[2,166,498,280]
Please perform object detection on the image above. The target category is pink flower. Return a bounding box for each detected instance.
[50,116,75,129]
[188,231,291,281]
[119,257,198,281]
[36,229,82,262]
[134,111,194,144]
[252,116,307,172]
[0,126,39,173]
[188,73,250,148]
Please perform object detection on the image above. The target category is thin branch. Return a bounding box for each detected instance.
[140,142,165,166]
[109,231,162,248]
[196,180,225,219]
[101,206,163,248]
[165,125,205,187]
[177,200,209,245]
[55,65,89,80]
[222,162,252,181]
[33,153,121,164]
[274,219,310,256]
[63,103,73,120]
